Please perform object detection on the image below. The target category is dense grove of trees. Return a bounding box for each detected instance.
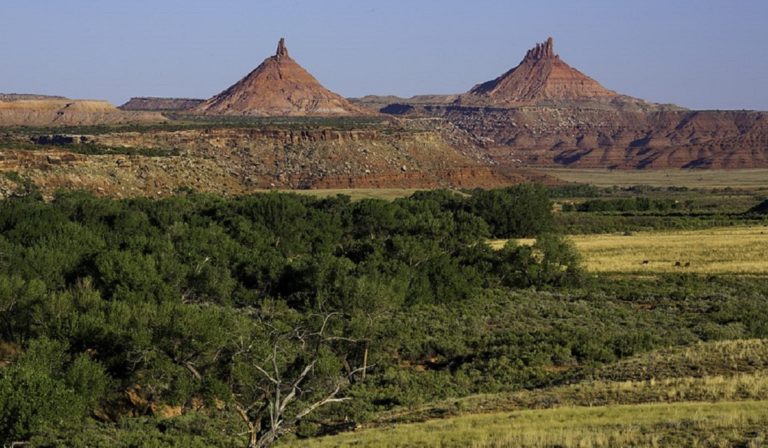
[555,192,766,234]
[0,187,765,446]
[0,187,581,446]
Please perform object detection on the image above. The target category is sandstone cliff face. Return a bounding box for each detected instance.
[194,39,369,117]
[119,97,204,112]
[89,125,505,189]
[0,121,545,199]
[423,106,768,169]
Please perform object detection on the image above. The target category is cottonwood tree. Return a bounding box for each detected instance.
[228,311,366,448]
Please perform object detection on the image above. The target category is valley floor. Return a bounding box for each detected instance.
[288,400,768,448]
[491,225,768,275]
[573,225,768,275]
[535,168,768,190]
[285,339,768,447]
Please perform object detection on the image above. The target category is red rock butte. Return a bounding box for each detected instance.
[193,38,369,117]
[457,37,619,106]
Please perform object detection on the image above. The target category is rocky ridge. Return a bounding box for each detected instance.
[88,124,509,189]
[424,107,768,169]
[0,93,68,101]
[0,119,552,198]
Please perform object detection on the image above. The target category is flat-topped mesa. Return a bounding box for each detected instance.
[0,96,167,126]
[276,38,288,58]
[118,97,205,111]
[525,37,556,61]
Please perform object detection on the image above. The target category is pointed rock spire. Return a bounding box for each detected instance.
[276,38,288,58]
[544,37,554,56]
[458,36,617,106]
[193,37,369,116]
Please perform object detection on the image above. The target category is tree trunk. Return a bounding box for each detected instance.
[255,430,280,448]
[248,429,258,448]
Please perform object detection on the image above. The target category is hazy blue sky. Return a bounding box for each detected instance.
[1,0,766,110]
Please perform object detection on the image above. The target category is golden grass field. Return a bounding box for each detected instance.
[535,168,768,190]
[491,225,768,274]
[282,340,768,447]
[285,400,768,448]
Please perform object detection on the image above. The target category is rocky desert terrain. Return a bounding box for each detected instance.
[1,37,766,200]
[0,95,165,127]
[413,106,768,169]
[360,38,768,170]
[0,117,555,199]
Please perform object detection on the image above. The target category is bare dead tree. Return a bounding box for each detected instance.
[230,313,367,448]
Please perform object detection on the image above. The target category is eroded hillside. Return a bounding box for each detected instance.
[0,119,549,198]
[364,38,768,170]
[421,107,768,169]
[0,96,166,127]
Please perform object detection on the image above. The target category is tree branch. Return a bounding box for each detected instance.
[349,363,374,379]
[278,360,316,414]
[293,385,351,422]
[184,361,202,381]
[253,363,279,385]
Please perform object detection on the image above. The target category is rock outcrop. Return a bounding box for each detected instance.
[119,97,204,112]
[85,123,510,189]
[193,39,370,117]
[0,119,552,198]
[414,106,768,169]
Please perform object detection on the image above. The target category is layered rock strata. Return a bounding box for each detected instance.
[194,39,370,117]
